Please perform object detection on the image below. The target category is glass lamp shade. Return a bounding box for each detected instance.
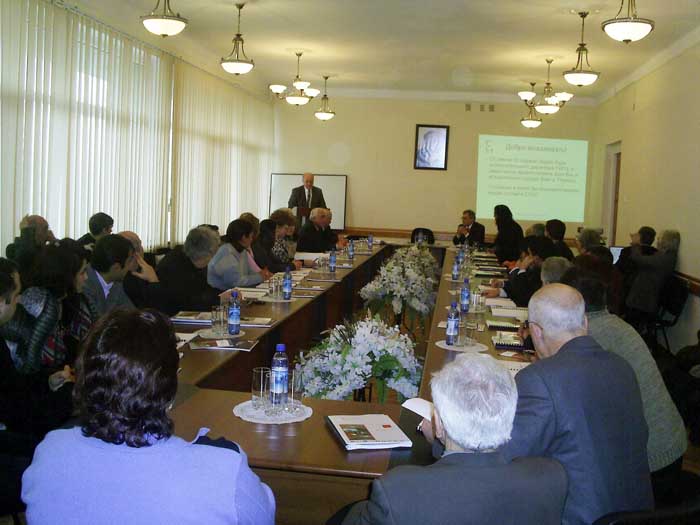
[518,90,536,102]
[521,117,542,129]
[602,18,654,43]
[563,69,599,87]
[315,110,335,121]
[304,87,320,98]
[221,59,254,75]
[554,92,574,103]
[286,93,310,106]
[292,79,310,90]
[142,15,187,37]
[534,103,560,115]
[269,84,287,95]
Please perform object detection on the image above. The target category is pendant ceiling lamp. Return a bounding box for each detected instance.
[269,52,320,106]
[141,0,187,37]
[314,76,336,121]
[564,12,600,87]
[221,2,255,75]
[602,0,655,43]
[535,59,569,115]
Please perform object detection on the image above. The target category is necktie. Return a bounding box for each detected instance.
[306,189,311,208]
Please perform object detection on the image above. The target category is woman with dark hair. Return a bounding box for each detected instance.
[207,219,268,290]
[492,204,524,263]
[252,219,286,273]
[0,240,93,373]
[21,308,275,524]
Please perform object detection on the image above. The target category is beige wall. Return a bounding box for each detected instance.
[274,98,599,236]
[590,42,700,350]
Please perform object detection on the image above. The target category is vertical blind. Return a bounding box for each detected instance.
[0,0,274,250]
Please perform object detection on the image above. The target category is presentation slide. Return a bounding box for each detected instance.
[476,135,588,222]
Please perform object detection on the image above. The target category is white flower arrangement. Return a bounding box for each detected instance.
[360,246,438,321]
[297,317,422,402]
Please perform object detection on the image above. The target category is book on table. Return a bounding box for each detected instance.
[327,414,412,451]
[491,331,526,350]
[240,316,274,328]
[172,311,212,325]
[486,319,521,331]
[190,339,258,352]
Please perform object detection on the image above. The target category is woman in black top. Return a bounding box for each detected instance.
[492,205,524,263]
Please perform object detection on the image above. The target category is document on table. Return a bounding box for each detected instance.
[485,298,517,308]
[175,332,198,350]
[491,308,528,322]
[235,288,269,300]
[327,414,412,451]
[295,252,329,261]
[401,398,433,421]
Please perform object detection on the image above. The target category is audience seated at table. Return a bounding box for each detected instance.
[540,256,572,285]
[268,208,302,268]
[5,215,56,288]
[156,226,223,312]
[0,258,74,438]
[0,242,92,373]
[452,209,485,247]
[253,219,294,273]
[77,212,114,252]
[575,228,602,255]
[297,207,335,253]
[208,219,270,290]
[503,284,653,525]
[491,204,523,263]
[545,219,574,261]
[561,265,688,506]
[21,308,276,525]
[338,353,566,525]
[623,229,681,333]
[525,222,545,237]
[575,247,625,315]
[82,234,137,316]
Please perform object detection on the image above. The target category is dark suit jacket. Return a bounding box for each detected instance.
[297,221,331,253]
[552,240,574,261]
[504,335,653,525]
[288,185,327,210]
[82,266,135,317]
[504,266,542,307]
[155,246,221,313]
[452,221,486,246]
[342,452,567,525]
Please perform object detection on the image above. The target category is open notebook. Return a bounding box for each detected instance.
[327,414,412,451]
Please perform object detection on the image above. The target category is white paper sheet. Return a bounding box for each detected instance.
[401,398,433,421]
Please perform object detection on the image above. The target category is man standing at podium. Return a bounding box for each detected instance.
[288,173,326,226]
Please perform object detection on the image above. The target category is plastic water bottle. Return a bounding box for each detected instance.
[228,291,240,335]
[460,278,471,314]
[451,259,460,281]
[416,230,424,246]
[329,249,337,273]
[367,234,373,250]
[446,302,460,346]
[271,343,289,408]
[283,266,293,300]
[347,239,355,260]
[456,248,465,265]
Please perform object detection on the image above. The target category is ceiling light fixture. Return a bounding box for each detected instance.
[602,0,655,43]
[564,12,600,87]
[535,59,570,114]
[521,106,543,129]
[141,0,188,37]
[221,2,255,75]
[269,52,320,106]
[314,76,336,121]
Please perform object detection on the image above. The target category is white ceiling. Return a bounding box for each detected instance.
[71,0,700,101]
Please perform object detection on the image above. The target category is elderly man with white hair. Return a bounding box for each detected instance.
[297,207,334,253]
[338,353,567,525]
[503,284,653,525]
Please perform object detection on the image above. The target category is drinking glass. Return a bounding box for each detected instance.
[285,369,304,414]
[211,305,226,336]
[251,367,270,410]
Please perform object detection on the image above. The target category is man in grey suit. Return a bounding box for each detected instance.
[288,173,326,226]
[504,284,654,525]
[340,353,567,525]
[83,235,138,316]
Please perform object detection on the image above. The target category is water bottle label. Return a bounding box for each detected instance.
[271,368,288,394]
[446,317,459,336]
[452,263,460,280]
[228,307,240,334]
[460,289,470,313]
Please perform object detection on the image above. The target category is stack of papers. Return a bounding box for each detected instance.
[172,311,211,325]
[240,316,274,328]
[485,298,516,308]
[328,414,412,451]
[491,307,528,322]
[190,339,258,352]
[492,331,526,350]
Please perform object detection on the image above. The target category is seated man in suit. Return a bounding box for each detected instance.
[297,208,334,253]
[545,219,574,261]
[615,225,657,309]
[504,284,653,525]
[76,212,114,252]
[82,235,138,316]
[288,172,327,227]
[452,209,485,247]
[5,215,56,288]
[340,353,567,525]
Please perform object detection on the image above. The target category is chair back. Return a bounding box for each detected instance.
[594,492,700,524]
[411,228,435,244]
[659,275,689,318]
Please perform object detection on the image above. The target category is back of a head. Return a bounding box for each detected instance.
[197,224,220,233]
[269,208,295,228]
[91,234,134,273]
[258,219,277,242]
[541,257,573,285]
[75,309,178,447]
[658,229,681,253]
[184,227,220,263]
[545,219,566,241]
[638,226,656,246]
[225,219,252,249]
[529,236,556,260]
[560,267,608,313]
[239,212,260,237]
[526,223,546,237]
[494,204,513,226]
[28,243,83,298]
[586,245,614,266]
[529,284,587,339]
[577,228,602,252]
[89,212,114,237]
[431,353,517,451]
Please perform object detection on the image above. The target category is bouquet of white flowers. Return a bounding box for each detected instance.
[360,246,438,324]
[297,317,422,403]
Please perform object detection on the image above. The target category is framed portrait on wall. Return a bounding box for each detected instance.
[414,124,449,170]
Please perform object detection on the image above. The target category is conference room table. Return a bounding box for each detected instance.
[171,240,528,525]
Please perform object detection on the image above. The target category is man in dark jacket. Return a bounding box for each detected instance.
[504,284,653,525]
[545,219,574,261]
[453,209,486,247]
